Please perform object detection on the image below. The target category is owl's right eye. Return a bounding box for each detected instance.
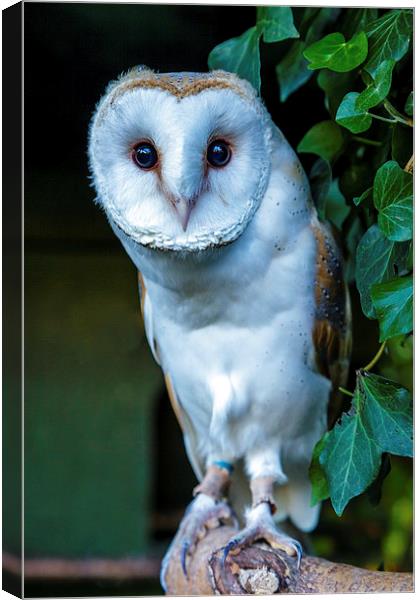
[132,142,158,170]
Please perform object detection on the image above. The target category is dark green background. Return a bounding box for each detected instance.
[7,2,411,597]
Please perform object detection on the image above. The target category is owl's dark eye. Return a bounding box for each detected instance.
[207,140,231,168]
[132,142,158,170]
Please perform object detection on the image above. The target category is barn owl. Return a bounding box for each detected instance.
[88,66,351,587]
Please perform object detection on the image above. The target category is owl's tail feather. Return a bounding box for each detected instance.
[274,479,321,532]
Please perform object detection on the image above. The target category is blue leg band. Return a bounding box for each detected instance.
[213,460,234,474]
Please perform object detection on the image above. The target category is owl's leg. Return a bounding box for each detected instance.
[220,451,303,568]
[160,463,236,588]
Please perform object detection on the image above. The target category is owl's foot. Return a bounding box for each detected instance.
[178,495,236,576]
[160,493,236,589]
[221,502,303,568]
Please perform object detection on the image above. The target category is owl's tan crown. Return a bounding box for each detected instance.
[105,66,258,104]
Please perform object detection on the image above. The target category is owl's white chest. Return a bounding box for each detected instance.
[117,154,331,474]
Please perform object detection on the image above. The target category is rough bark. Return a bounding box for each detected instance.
[164,525,413,594]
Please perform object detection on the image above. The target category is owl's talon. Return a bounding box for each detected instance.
[181,541,189,577]
[161,493,236,585]
[220,503,304,571]
[267,532,303,566]
[278,538,303,566]
[295,542,303,568]
[221,539,239,566]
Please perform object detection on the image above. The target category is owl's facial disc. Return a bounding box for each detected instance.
[89,70,272,252]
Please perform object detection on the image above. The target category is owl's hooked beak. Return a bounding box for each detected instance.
[174,198,194,231]
[164,183,201,232]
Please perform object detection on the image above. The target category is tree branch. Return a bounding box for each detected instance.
[164,525,413,594]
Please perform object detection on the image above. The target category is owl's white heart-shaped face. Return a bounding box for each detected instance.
[89,68,273,251]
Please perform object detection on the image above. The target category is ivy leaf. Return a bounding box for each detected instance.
[336,92,372,133]
[355,224,409,318]
[356,60,395,111]
[208,26,261,92]
[374,160,413,242]
[309,158,332,221]
[366,453,391,506]
[405,92,413,116]
[319,404,382,516]
[364,10,413,78]
[325,179,350,230]
[297,120,344,162]
[387,333,413,367]
[277,8,339,102]
[309,436,330,506]
[345,214,364,283]
[302,7,341,41]
[276,41,312,102]
[304,31,368,72]
[371,276,413,341]
[308,162,349,228]
[256,6,299,43]
[354,186,372,206]
[340,7,378,37]
[317,69,358,117]
[358,371,413,457]
[319,370,412,515]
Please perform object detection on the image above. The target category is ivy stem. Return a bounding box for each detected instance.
[369,113,398,124]
[363,341,387,372]
[404,154,414,173]
[339,386,354,398]
[383,99,413,127]
[353,136,382,147]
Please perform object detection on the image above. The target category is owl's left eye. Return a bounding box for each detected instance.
[132,142,158,170]
[207,140,231,168]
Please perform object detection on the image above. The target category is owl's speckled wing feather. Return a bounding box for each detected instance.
[311,220,352,426]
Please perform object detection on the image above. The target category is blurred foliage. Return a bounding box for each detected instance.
[313,456,412,572]
[208,5,412,571]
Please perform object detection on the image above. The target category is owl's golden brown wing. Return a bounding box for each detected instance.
[311,220,352,426]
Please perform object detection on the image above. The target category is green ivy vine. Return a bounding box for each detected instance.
[208,7,413,517]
